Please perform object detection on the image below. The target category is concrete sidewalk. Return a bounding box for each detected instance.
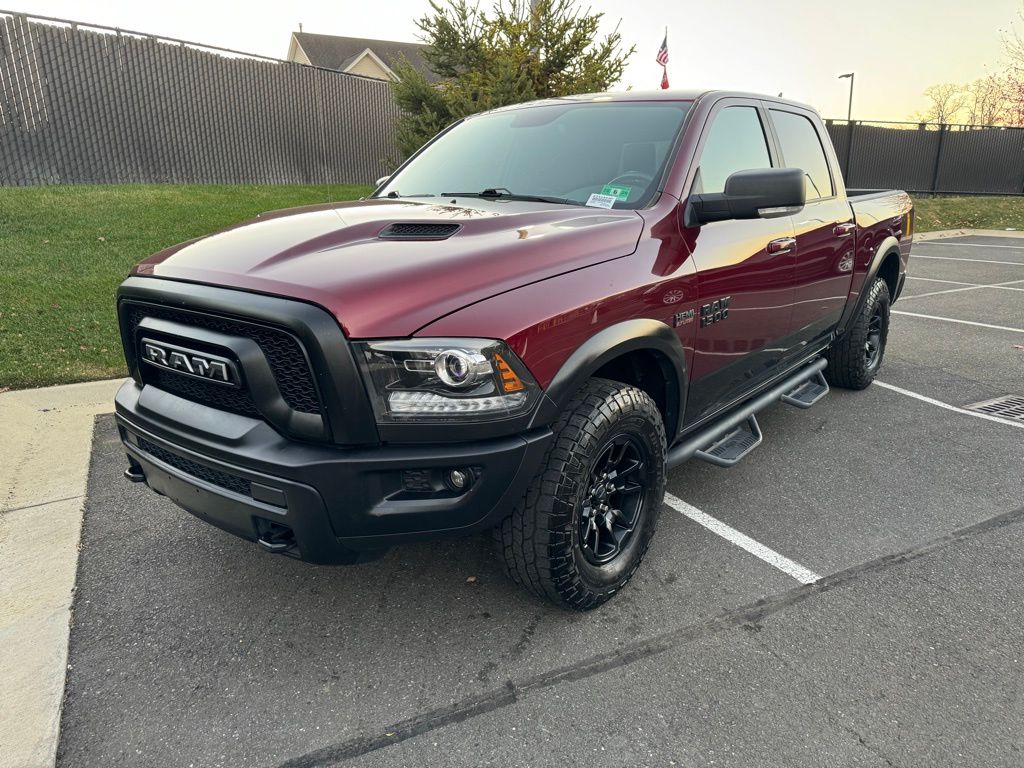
[0,379,123,768]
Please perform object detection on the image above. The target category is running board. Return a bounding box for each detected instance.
[667,357,828,469]
[694,415,762,467]
[781,371,829,409]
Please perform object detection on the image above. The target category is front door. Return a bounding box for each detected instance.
[682,101,797,425]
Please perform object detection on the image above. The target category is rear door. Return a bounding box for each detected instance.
[682,99,797,425]
[767,106,856,348]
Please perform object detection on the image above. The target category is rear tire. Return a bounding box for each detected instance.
[494,378,666,610]
[826,276,890,390]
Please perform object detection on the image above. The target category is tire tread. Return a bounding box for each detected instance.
[494,378,666,610]
[826,276,890,390]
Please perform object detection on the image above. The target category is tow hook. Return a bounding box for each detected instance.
[255,519,296,554]
[124,463,146,483]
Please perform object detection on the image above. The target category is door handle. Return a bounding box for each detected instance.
[834,222,856,238]
[767,237,797,255]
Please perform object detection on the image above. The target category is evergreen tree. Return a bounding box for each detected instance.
[390,0,634,158]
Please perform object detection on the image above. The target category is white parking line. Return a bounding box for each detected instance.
[917,241,1024,250]
[664,492,821,584]
[898,279,1024,300]
[892,310,1024,334]
[899,285,990,300]
[911,254,1024,267]
[874,381,1024,430]
[906,276,978,286]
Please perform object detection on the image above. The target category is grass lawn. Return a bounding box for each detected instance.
[1,186,1021,390]
[912,195,1024,233]
[0,184,371,390]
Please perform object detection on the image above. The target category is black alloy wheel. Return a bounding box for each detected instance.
[580,434,649,565]
[864,303,884,370]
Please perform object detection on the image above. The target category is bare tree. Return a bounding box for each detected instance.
[1001,1,1024,125]
[916,83,968,124]
[1004,73,1024,125]
[1003,0,1024,67]
[965,74,1010,125]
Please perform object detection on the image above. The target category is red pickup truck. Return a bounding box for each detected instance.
[116,90,913,609]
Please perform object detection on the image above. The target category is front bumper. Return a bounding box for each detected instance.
[116,381,552,564]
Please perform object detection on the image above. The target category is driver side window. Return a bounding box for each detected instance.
[694,106,772,194]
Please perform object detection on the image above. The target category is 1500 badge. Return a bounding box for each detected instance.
[699,297,731,327]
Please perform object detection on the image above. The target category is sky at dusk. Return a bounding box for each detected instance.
[12,0,1021,121]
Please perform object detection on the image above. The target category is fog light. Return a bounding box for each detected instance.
[446,468,471,491]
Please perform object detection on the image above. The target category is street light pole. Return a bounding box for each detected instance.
[839,72,854,121]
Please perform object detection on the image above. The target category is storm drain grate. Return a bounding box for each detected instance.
[964,394,1024,421]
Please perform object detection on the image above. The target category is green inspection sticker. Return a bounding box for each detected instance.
[601,184,632,201]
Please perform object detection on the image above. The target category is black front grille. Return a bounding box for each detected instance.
[149,368,261,418]
[127,304,322,415]
[137,437,251,497]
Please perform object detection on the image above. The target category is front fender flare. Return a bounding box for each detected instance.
[528,319,687,439]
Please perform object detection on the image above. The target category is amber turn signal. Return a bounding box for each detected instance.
[493,352,525,392]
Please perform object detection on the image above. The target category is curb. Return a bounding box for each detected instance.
[915,228,1024,241]
[0,378,124,768]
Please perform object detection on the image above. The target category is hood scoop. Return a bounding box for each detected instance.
[378,222,461,241]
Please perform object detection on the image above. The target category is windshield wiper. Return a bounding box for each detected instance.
[441,188,582,206]
[384,191,437,198]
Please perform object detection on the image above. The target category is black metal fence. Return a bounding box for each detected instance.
[825,119,1024,196]
[0,12,401,186]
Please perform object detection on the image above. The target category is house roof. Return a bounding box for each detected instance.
[289,32,438,81]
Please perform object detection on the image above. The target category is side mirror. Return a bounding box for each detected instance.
[374,176,390,189]
[687,168,806,226]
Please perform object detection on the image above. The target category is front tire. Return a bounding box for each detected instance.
[826,276,891,390]
[495,379,666,610]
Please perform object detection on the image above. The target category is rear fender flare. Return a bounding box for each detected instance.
[837,235,901,336]
[529,319,688,440]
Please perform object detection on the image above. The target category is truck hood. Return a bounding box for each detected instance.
[135,198,644,338]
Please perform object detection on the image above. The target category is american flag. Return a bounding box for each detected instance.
[656,31,668,66]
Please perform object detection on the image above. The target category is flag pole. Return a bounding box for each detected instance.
[660,26,668,90]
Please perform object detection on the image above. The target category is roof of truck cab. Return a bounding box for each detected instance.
[557,89,708,101]
[477,90,819,115]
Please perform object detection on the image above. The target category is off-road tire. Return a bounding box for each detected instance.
[825,276,891,390]
[494,378,667,610]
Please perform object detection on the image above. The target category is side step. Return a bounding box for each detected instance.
[781,371,829,409]
[694,415,762,468]
[667,357,828,470]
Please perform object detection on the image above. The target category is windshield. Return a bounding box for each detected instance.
[378,100,691,209]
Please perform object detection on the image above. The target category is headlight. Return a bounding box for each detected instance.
[355,338,540,422]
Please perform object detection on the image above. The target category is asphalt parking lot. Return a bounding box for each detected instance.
[58,235,1024,767]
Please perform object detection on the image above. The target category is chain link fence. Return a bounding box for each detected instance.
[825,119,1024,196]
[0,12,400,186]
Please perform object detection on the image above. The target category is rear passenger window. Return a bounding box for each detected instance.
[770,109,834,200]
[695,106,771,195]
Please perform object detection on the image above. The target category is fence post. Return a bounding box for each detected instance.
[844,121,855,183]
[930,123,947,193]
[1020,131,1024,194]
